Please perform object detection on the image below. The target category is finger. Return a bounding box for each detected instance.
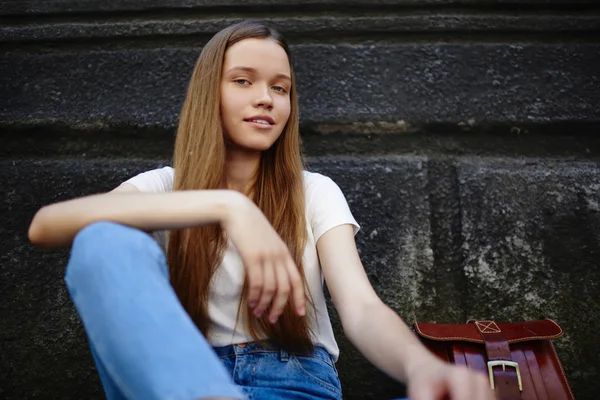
[268,263,291,323]
[254,260,276,318]
[448,368,474,400]
[408,377,444,400]
[286,257,305,316]
[408,384,434,400]
[473,371,495,400]
[245,256,263,309]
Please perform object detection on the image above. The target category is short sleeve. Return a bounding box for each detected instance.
[305,172,360,242]
[121,166,175,250]
[123,166,174,193]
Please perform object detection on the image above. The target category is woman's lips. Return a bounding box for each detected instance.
[245,120,274,130]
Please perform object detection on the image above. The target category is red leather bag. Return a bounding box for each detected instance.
[413,319,575,400]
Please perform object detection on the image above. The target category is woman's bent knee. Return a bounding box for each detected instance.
[65,221,162,287]
[73,221,151,248]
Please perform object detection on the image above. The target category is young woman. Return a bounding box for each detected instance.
[29,21,494,400]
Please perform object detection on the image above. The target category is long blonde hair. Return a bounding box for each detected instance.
[167,21,312,353]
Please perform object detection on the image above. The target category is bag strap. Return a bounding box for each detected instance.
[473,321,522,400]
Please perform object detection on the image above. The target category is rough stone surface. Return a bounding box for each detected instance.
[2,44,599,129]
[457,159,600,400]
[4,15,599,43]
[2,0,599,15]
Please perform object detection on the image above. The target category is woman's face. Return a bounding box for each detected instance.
[220,38,292,152]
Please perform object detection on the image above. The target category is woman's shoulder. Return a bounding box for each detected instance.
[302,170,360,237]
[302,170,344,194]
[302,170,334,188]
[123,166,174,193]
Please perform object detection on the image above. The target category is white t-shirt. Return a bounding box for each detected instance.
[123,166,360,360]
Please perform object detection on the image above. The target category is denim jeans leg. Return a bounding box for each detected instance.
[64,221,245,400]
[89,342,127,400]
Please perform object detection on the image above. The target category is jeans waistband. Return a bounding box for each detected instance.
[212,341,335,367]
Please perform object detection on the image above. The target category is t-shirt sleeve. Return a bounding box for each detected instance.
[307,173,360,243]
[121,166,174,250]
[122,166,174,193]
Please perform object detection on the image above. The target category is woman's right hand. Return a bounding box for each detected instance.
[220,193,306,323]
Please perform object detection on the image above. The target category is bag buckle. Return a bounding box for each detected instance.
[487,361,523,391]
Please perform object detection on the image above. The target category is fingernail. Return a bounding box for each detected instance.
[249,301,256,308]
[269,315,277,323]
[254,309,263,317]
[298,307,305,316]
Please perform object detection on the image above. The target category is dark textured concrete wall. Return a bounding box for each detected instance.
[2,1,600,399]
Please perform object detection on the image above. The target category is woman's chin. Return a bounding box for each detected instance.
[227,139,274,153]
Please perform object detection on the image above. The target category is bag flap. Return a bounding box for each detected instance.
[414,319,563,344]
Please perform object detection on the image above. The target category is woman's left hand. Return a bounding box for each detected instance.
[406,358,496,400]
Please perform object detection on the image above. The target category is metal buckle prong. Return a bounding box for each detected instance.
[487,361,523,391]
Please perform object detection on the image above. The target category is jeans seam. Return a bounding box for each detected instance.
[218,349,279,358]
[290,355,342,395]
[232,353,239,386]
[311,348,335,368]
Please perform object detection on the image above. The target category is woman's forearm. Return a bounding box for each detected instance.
[28,190,244,249]
[343,300,438,383]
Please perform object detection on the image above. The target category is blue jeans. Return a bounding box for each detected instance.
[63,221,345,400]
[214,342,342,399]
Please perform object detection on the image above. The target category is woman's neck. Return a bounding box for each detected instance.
[224,147,261,194]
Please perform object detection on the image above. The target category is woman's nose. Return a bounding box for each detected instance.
[253,85,273,109]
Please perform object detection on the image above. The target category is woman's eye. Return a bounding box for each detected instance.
[235,79,250,85]
[272,86,287,93]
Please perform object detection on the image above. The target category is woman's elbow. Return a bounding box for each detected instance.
[28,208,45,245]
[28,207,55,247]
[339,298,382,338]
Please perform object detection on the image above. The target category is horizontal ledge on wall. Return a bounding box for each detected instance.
[2,14,600,46]
[3,119,600,136]
[2,0,600,16]
[3,33,600,55]
[4,123,600,163]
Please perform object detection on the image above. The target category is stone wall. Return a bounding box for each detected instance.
[1,1,599,399]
